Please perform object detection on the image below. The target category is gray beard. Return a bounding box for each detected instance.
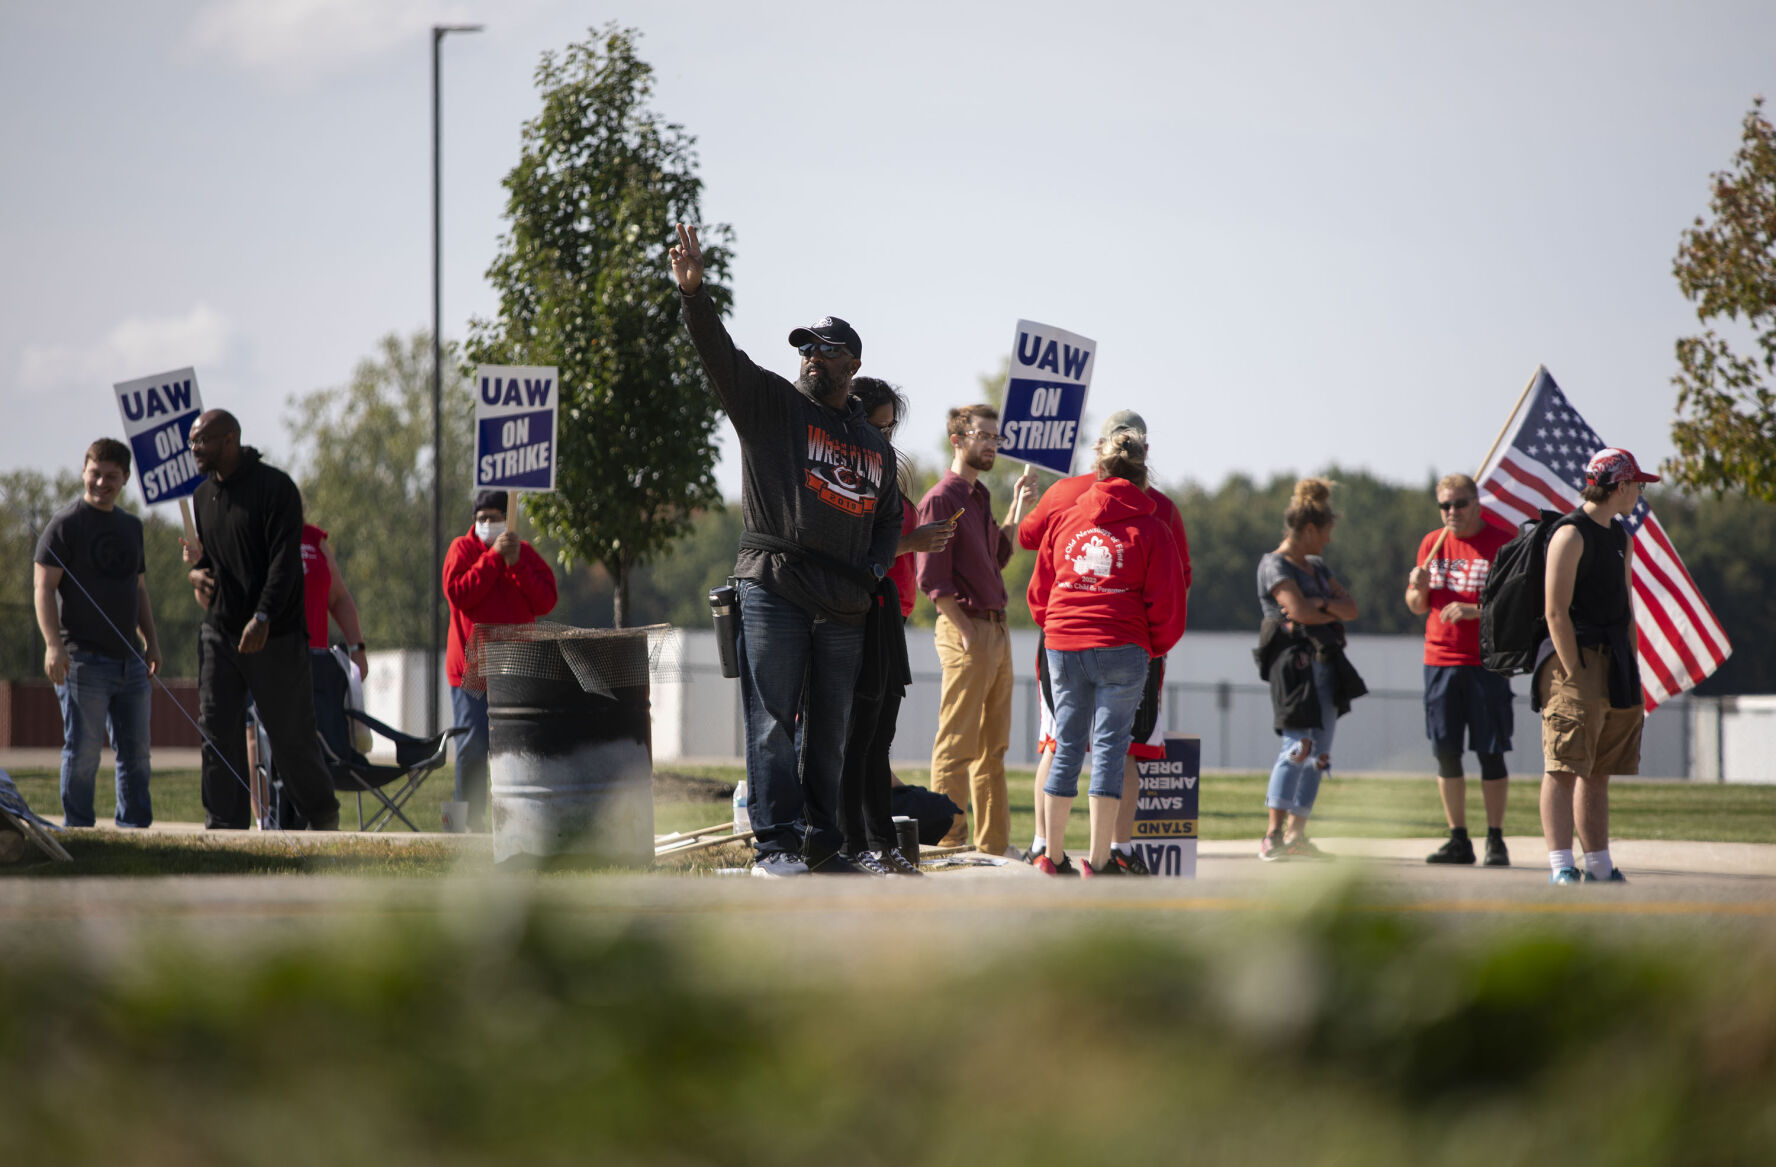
[796,367,834,399]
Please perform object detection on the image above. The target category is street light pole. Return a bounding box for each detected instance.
[431,22,482,737]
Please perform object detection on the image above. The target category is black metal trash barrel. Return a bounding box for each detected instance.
[486,630,654,866]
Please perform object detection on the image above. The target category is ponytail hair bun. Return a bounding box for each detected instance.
[1095,430,1150,488]
[1284,476,1336,534]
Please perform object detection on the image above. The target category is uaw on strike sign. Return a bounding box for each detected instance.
[475,365,559,492]
[114,368,204,505]
[997,319,1095,475]
[1133,735,1200,877]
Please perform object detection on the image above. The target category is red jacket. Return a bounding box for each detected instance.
[443,530,559,686]
[1027,478,1188,658]
[1020,472,1190,619]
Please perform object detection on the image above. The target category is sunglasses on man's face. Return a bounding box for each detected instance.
[799,342,851,359]
[1438,498,1475,512]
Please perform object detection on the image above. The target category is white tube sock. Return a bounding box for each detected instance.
[1549,849,1575,874]
[1584,849,1614,881]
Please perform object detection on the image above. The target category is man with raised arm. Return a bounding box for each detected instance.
[669,223,902,877]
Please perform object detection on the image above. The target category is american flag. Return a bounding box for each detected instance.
[1476,367,1731,709]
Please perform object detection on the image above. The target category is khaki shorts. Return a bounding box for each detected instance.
[1537,645,1643,776]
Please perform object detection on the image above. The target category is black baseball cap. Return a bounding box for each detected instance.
[788,316,862,359]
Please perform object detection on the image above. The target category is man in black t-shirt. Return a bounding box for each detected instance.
[32,438,162,827]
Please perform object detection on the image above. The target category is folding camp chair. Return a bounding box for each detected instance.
[255,648,467,832]
[322,709,469,832]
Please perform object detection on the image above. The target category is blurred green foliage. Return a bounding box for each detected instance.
[0,897,1771,1164]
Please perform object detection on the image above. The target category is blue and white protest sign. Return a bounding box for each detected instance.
[474,365,559,492]
[113,367,204,506]
[998,319,1095,475]
[1133,735,1199,878]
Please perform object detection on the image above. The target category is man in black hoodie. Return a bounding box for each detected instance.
[186,410,340,830]
[671,223,902,876]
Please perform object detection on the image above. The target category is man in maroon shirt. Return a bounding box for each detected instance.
[915,404,1036,855]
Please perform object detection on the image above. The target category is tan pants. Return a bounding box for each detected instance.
[931,613,1014,854]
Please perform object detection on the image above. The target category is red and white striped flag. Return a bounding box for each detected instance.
[1475,366,1731,709]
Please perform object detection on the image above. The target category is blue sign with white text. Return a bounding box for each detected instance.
[113,368,204,506]
[998,319,1096,476]
[474,365,560,492]
[1133,735,1200,878]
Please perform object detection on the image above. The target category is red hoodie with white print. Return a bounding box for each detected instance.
[1027,478,1188,658]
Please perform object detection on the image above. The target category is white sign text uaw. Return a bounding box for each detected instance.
[474,365,559,492]
[997,319,1095,476]
[114,367,204,505]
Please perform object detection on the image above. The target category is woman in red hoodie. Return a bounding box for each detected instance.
[1027,431,1187,877]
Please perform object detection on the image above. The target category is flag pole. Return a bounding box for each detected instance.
[1425,364,1545,561]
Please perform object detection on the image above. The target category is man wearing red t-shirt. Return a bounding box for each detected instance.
[1404,473,1514,867]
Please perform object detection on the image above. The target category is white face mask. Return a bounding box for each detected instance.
[475,520,506,546]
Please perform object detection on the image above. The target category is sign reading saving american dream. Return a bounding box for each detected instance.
[113,367,204,505]
[997,319,1095,475]
[474,365,559,492]
[1132,734,1199,877]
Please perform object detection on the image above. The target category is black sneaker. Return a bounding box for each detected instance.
[1080,856,1125,879]
[811,852,864,875]
[1109,848,1151,876]
[1020,844,1047,865]
[880,849,923,877]
[1052,852,1078,876]
[1426,834,1476,865]
[750,852,811,878]
[849,851,895,877]
[1483,832,1510,867]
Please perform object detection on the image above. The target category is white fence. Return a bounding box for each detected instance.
[363,633,1776,783]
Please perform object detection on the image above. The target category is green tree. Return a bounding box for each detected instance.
[285,331,476,649]
[1670,97,1776,502]
[468,24,735,627]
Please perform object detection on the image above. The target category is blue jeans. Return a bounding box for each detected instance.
[1268,659,1338,817]
[451,685,490,830]
[1043,644,1149,800]
[56,649,152,827]
[736,580,864,862]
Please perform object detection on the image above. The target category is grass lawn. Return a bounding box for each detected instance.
[7,762,1774,876]
[3,891,1775,1164]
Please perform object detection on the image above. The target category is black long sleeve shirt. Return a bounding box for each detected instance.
[191,448,308,641]
[680,287,901,625]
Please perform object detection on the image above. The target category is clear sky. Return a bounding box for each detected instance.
[3,0,1772,508]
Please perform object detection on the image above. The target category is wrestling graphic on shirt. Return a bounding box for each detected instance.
[803,423,886,518]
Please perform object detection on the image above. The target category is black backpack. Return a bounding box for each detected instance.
[1478,510,1571,675]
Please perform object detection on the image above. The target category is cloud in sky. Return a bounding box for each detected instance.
[184,0,483,85]
[19,304,230,396]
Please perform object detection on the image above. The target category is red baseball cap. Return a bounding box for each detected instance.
[1584,447,1660,486]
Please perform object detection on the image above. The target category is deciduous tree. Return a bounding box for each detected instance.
[1671,97,1776,502]
[468,24,734,626]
